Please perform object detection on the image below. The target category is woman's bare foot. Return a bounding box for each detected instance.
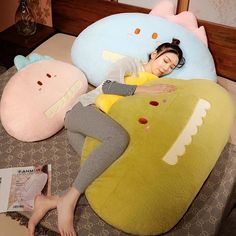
[28,194,58,236]
[57,187,80,236]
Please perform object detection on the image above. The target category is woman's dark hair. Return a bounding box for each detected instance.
[150,38,185,68]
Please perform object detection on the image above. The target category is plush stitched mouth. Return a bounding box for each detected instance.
[102,50,125,62]
[162,98,211,165]
[44,80,82,118]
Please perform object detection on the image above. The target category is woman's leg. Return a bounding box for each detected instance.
[28,195,59,236]
[64,102,129,193]
[67,130,85,155]
[55,102,129,235]
[28,102,129,236]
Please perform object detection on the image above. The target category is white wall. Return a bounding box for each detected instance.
[189,0,236,27]
[119,0,236,27]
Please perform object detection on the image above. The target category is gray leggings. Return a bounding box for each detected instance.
[64,102,129,193]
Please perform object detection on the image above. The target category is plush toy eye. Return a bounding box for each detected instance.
[138,117,148,124]
[149,101,159,106]
[46,73,52,78]
[134,28,141,34]
[37,81,43,86]
[152,33,158,39]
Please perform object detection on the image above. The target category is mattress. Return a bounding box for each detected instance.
[32,33,76,64]
[0,33,235,235]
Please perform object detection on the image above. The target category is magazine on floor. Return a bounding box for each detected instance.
[0,164,51,212]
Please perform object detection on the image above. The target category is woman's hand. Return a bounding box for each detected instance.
[134,84,176,94]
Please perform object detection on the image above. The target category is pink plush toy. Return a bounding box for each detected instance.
[0,54,88,142]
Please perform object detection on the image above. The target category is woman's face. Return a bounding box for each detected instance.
[149,52,179,77]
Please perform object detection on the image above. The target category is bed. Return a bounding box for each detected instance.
[1,0,236,235]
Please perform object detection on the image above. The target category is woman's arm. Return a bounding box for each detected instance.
[103,56,176,96]
[134,84,176,94]
[102,81,176,96]
[105,57,143,83]
[102,80,137,96]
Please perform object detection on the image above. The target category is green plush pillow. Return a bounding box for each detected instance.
[81,78,235,235]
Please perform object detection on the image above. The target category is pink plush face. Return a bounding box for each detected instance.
[0,60,88,142]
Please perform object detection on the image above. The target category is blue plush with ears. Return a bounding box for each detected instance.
[71,2,216,87]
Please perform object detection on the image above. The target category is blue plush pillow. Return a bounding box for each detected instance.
[71,13,216,87]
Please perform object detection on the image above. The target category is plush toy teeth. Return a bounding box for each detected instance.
[44,80,83,118]
[102,50,125,62]
[162,98,211,165]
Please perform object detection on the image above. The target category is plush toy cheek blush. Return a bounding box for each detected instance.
[0,60,88,142]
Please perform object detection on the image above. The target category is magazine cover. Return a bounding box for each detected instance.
[0,164,51,212]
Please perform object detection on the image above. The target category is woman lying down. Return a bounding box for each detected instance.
[28,38,185,236]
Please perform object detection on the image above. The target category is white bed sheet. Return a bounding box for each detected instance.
[32,33,76,64]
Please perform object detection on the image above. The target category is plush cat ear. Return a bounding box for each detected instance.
[149,0,175,17]
[14,55,30,71]
[149,0,208,46]
[14,53,54,71]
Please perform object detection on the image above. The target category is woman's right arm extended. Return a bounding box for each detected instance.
[135,84,176,94]
[102,80,176,96]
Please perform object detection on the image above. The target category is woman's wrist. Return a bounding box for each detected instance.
[134,86,147,94]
